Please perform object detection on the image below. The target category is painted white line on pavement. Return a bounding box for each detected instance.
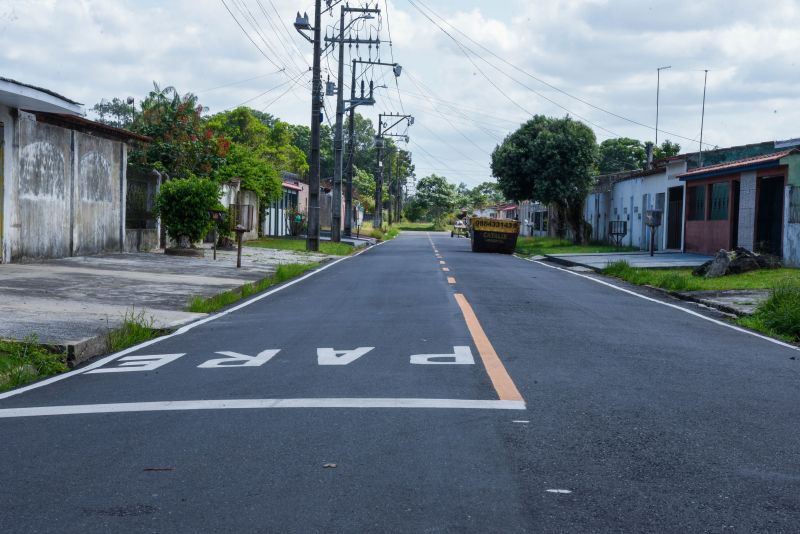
[0,242,385,401]
[0,398,527,418]
[518,256,800,353]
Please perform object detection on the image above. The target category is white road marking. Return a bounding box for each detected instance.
[85,354,185,374]
[520,257,800,353]
[512,420,529,424]
[410,346,476,365]
[546,489,572,494]
[317,347,374,366]
[0,398,527,418]
[198,350,280,368]
[0,244,381,400]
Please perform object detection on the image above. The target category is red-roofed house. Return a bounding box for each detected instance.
[678,149,800,264]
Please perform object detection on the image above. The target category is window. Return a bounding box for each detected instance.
[688,185,705,220]
[710,182,729,220]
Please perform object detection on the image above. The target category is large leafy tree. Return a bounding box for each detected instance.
[654,139,681,160]
[288,123,334,179]
[206,107,308,176]
[415,174,457,225]
[491,115,597,242]
[598,137,646,174]
[128,83,229,178]
[213,143,281,202]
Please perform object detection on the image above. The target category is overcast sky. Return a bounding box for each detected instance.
[2,0,799,187]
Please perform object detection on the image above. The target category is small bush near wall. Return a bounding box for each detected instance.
[155,177,222,248]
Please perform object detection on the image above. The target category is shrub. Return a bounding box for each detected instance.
[754,282,800,340]
[155,177,222,247]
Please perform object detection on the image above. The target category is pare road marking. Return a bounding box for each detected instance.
[317,347,374,366]
[86,354,185,374]
[198,350,280,368]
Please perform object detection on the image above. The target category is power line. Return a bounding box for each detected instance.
[411,0,715,147]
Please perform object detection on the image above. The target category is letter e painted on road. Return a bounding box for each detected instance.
[198,350,280,368]
[86,354,186,374]
[409,346,475,365]
[317,347,374,365]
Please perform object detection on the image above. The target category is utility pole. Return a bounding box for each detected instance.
[655,65,671,149]
[344,60,400,237]
[373,112,413,229]
[294,5,323,251]
[699,69,709,167]
[326,6,380,242]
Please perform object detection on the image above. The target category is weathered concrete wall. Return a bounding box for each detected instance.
[73,132,123,256]
[0,105,11,263]
[784,185,800,267]
[125,229,159,252]
[16,112,72,260]
[737,171,757,250]
[2,110,126,262]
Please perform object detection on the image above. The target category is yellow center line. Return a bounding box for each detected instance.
[454,293,524,402]
[447,276,456,284]
[439,260,446,265]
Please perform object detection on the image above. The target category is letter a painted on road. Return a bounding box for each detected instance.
[86,354,186,374]
[317,347,374,365]
[409,346,475,365]
[198,350,280,368]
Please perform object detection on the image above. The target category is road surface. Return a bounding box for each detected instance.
[1,232,799,532]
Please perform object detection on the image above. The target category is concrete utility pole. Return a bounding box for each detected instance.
[373,112,413,229]
[655,65,671,149]
[294,5,323,251]
[326,6,380,242]
[344,60,400,237]
[699,69,709,167]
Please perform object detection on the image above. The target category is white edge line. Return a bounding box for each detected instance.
[518,256,800,353]
[0,398,527,418]
[0,242,384,401]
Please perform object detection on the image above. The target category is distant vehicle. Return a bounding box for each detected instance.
[451,220,469,238]
[469,217,520,253]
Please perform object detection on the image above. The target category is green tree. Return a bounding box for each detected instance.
[287,123,334,179]
[415,174,457,228]
[213,143,282,202]
[352,165,376,212]
[598,137,646,174]
[91,97,135,129]
[129,83,229,178]
[155,177,222,247]
[654,139,681,160]
[491,115,597,242]
[466,181,504,209]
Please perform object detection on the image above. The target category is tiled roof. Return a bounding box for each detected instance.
[678,149,798,179]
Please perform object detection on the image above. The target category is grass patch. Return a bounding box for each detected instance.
[602,260,800,292]
[187,263,317,314]
[515,236,638,257]
[356,222,400,241]
[736,282,800,342]
[107,309,164,353]
[0,337,68,392]
[246,237,353,256]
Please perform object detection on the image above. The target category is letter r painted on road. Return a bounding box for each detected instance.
[198,350,280,368]
[317,347,374,365]
[409,346,475,365]
[86,354,186,374]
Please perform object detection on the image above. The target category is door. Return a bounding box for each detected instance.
[756,176,784,255]
[731,181,740,248]
[667,187,683,249]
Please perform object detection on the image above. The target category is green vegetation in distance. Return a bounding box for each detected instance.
[394,221,436,231]
[247,237,353,256]
[188,263,317,314]
[107,310,166,353]
[0,337,68,392]
[357,222,400,241]
[515,236,637,257]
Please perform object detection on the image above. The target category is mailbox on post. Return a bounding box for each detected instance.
[645,209,663,257]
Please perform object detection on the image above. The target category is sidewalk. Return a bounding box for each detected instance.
[545,251,712,270]
[0,246,337,364]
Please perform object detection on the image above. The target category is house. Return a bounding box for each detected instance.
[678,148,800,266]
[518,200,550,237]
[263,172,309,237]
[0,77,149,263]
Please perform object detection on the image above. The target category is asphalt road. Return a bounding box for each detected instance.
[1,232,799,533]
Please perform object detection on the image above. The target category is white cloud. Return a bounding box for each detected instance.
[1,0,798,186]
